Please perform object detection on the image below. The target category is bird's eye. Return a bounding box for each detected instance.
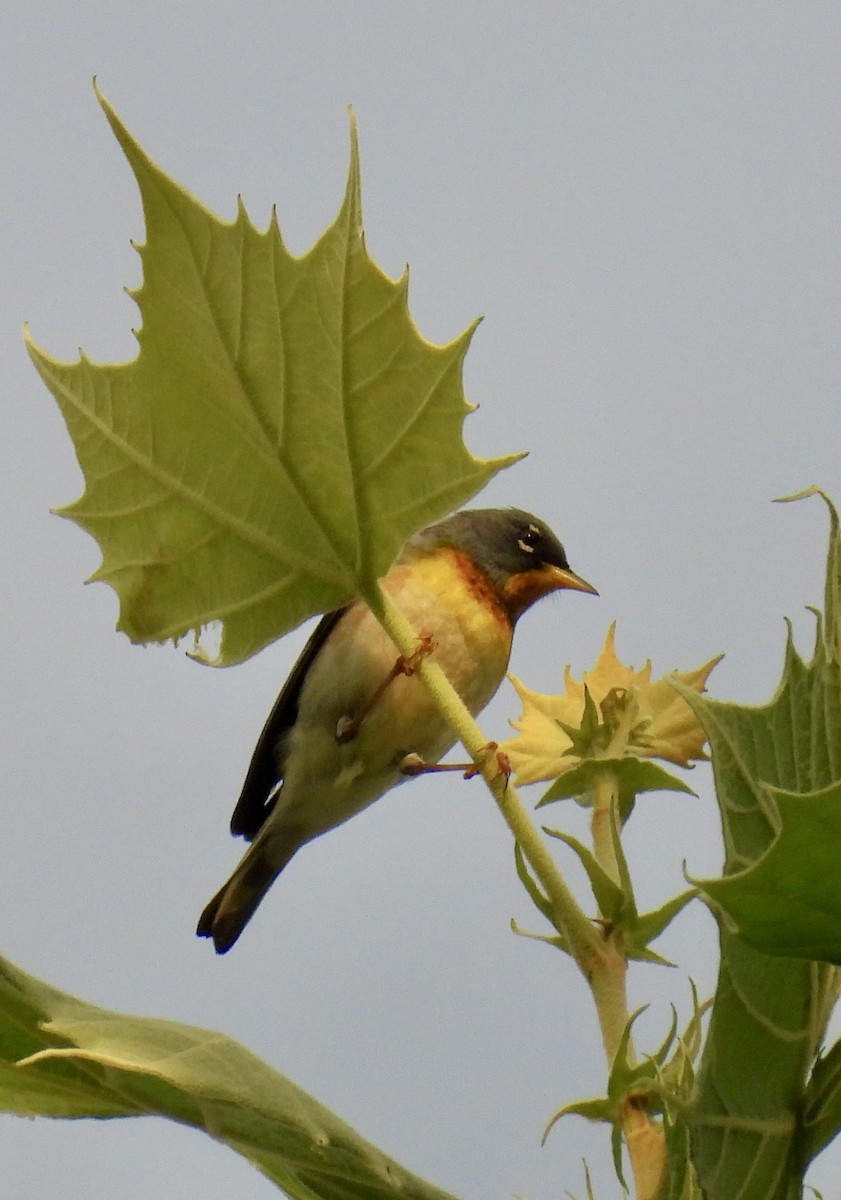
[517,524,543,555]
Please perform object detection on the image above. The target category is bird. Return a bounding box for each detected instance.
[197,507,597,953]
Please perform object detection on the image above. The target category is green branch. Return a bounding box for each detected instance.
[372,583,602,973]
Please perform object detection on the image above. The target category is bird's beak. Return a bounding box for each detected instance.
[548,565,599,596]
[502,561,599,617]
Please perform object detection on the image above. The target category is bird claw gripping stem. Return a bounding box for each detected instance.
[399,741,511,782]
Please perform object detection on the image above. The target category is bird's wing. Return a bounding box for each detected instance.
[230,607,349,841]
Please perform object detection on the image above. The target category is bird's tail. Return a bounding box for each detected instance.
[196,832,299,954]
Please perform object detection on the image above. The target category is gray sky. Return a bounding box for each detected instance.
[4,4,841,1197]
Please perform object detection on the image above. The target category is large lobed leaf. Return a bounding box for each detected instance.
[679,490,841,1200]
[699,780,841,963]
[26,87,517,664]
[0,953,461,1200]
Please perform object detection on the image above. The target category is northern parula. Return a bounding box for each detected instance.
[198,507,596,952]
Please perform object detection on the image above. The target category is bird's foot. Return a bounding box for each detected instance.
[463,742,511,782]
[336,634,437,744]
[399,742,511,783]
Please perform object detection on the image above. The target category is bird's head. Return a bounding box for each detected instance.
[410,507,597,621]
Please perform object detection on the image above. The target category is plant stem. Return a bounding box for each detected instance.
[585,768,633,1062]
[372,583,666,1198]
[590,769,622,888]
[587,768,666,1200]
[372,583,601,969]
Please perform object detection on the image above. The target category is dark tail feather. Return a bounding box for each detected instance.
[197,836,298,954]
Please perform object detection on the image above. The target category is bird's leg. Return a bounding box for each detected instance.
[399,743,511,782]
[335,634,437,744]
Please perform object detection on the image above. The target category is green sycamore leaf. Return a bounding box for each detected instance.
[0,953,461,1200]
[675,490,841,1199]
[697,781,841,963]
[26,86,519,665]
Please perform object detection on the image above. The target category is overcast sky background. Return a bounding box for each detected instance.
[4,5,841,1198]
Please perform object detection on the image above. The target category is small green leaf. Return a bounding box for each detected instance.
[542,827,626,923]
[663,1114,702,1200]
[513,840,554,923]
[555,686,605,757]
[542,1096,615,1143]
[629,892,696,965]
[27,87,518,665]
[511,844,573,953]
[509,918,569,953]
[543,815,694,963]
[802,1038,841,1164]
[604,1006,654,1191]
[0,953,461,1199]
[648,1008,680,1071]
[608,1007,660,1097]
[776,487,841,662]
[657,986,711,1102]
[538,758,695,812]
